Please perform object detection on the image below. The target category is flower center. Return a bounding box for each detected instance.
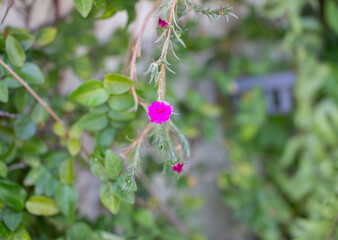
[157,108,165,113]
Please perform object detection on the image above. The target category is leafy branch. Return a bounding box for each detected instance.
[186,0,238,22]
[0,58,65,126]
[146,0,183,86]
[0,58,93,164]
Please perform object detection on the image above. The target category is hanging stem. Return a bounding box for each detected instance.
[128,0,163,111]
[159,0,178,62]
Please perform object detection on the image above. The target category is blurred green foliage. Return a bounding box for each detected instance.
[214,0,338,239]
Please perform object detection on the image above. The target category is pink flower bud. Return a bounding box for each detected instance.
[158,18,168,28]
[173,163,184,174]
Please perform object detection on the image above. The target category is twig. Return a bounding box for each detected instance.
[128,0,162,111]
[0,59,65,126]
[326,213,338,240]
[0,0,14,25]
[52,0,60,23]
[8,162,27,172]
[0,111,20,118]
[120,123,154,158]
[138,173,188,235]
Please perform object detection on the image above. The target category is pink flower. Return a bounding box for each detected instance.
[173,163,184,174]
[148,101,173,124]
[158,18,168,28]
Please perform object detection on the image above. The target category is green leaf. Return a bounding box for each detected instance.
[44,178,58,197]
[25,195,59,216]
[3,77,22,89]
[90,157,109,181]
[0,81,9,103]
[34,172,52,195]
[200,103,222,118]
[108,109,135,122]
[134,209,155,228]
[17,63,45,85]
[24,155,40,168]
[73,55,94,79]
[73,0,93,18]
[96,231,124,240]
[66,222,92,240]
[2,141,17,164]
[14,115,37,140]
[3,208,23,232]
[112,183,134,204]
[95,128,115,148]
[98,5,117,20]
[5,36,26,68]
[23,166,47,186]
[0,162,7,178]
[53,122,67,138]
[10,29,35,51]
[105,150,123,180]
[325,1,338,36]
[36,27,57,46]
[100,182,120,214]
[90,105,109,114]
[0,180,27,210]
[0,222,31,240]
[59,158,74,184]
[78,113,108,131]
[70,124,83,139]
[108,93,134,111]
[14,89,34,113]
[31,103,49,125]
[55,184,78,222]
[21,137,48,155]
[67,139,81,156]
[92,0,107,9]
[69,80,109,107]
[103,74,134,95]
[44,151,69,170]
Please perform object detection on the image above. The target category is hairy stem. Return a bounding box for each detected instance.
[120,123,154,158]
[157,63,166,100]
